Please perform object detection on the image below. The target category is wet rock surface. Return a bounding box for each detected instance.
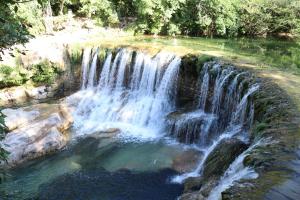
[201,138,248,183]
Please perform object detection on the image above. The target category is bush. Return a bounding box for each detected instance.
[69,46,83,65]
[0,110,8,182]
[0,65,29,88]
[31,60,62,85]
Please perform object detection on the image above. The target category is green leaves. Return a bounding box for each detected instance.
[79,0,119,26]
[31,60,62,85]
[0,110,8,164]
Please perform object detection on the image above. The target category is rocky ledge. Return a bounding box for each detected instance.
[1,103,73,167]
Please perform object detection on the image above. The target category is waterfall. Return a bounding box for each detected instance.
[69,49,260,198]
[97,53,112,89]
[68,48,181,140]
[130,52,145,91]
[198,63,210,110]
[81,48,91,89]
[87,48,100,88]
[171,64,259,183]
[207,139,267,200]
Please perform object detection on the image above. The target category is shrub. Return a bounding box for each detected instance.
[31,60,62,85]
[0,65,29,88]
[69,46,83,66]
[0,110,8,182]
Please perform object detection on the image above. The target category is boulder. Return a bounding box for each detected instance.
[58,104,74,133]
[0,85,55,107]
[179,191,205,200]
[0,86,28,106]
[181,138,246,199]
[1,103,73,167]
[2,108,40,131]
[201,138,248,183]
[25,85,48,99]
[184,176,203,192]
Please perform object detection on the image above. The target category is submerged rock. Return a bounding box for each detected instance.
[1,103,73,167]
[88,128,121,139]
[172,149,202,173]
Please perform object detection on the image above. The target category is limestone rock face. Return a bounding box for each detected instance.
[1,103,73,167]
[2,108,39,131]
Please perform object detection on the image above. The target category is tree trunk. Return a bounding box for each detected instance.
[59,0,65,15]
[44,0,53,34]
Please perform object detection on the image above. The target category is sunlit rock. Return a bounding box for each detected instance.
[2,108,39,131]
[1,103,73,167]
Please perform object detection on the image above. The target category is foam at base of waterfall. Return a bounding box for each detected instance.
[67,90,164,142]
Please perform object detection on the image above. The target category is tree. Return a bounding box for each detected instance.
[79,0,119,26]
[133,0,185,35]
[195,0,239,37]
[0,0,31,60]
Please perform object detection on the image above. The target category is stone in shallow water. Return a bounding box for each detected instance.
[172,149,202,173]
[38,168,183,200]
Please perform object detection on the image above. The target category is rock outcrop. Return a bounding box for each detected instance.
[181,138,248,199]
[0,85,55,107]
[1,103,73,167]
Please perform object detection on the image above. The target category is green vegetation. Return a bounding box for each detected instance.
[0,60,62,88]
[0,65,29,88]
[0,110,8,178]
[79,0,300,37]
[1,0,300,58]
[68,45,83,66]
[0,0,31,58]
[31,60,62,85]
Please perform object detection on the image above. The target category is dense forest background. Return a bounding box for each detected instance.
[1,0,300,52]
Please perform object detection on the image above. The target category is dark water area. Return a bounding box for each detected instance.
[37,168,183,200]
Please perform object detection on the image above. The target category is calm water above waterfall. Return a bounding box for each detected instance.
[0,48,262,200]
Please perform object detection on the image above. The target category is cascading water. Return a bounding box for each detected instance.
[80,48,91,89]
[170,62,260,189]
[68,49,180,140]
[68,48,261,199]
